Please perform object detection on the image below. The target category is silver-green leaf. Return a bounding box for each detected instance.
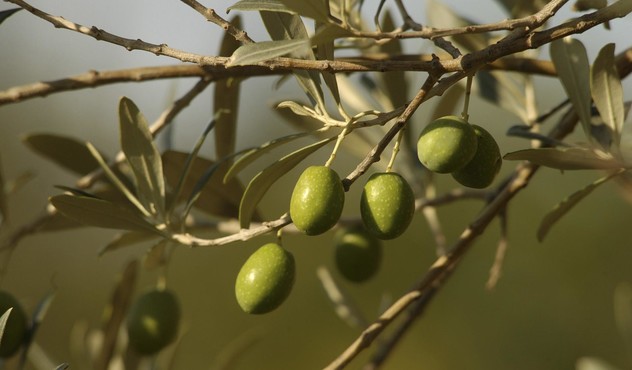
[591,43,625,148]
[239,136,336,229]
[550,37,593,140]
[537,169,626,241]
[278,0,330,22]
[228,39,309,66]
[119,97,166,219]
[503,147,624,170]
[228,0,295,13]
[22,133,101,175]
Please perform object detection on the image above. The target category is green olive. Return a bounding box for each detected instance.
[126,289,180,355]
[417,115,478,173]
[360,172,415,240]
[334,226,382,283]
[452,125,502,188]
[235,243,295,314]
[0,291,28,358]
[290,166,345,235]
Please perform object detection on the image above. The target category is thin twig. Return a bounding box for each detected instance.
[486,206,509,290]
[179,0,253,44]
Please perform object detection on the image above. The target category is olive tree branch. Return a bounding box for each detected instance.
[178,0,254,44]
[0,56,566,108]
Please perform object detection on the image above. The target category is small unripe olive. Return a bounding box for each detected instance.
[360,172,415,240]
[452,125,502,188]
[417,115,478,173]
[334,226,382,283]
[290,166,345,235]
[0,291,28,358]
[126,289,180,355]
[235,243,295,314]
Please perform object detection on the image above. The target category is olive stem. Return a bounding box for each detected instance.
[385,128,405,172]
[460,73,474,122]
[325,124,351,168]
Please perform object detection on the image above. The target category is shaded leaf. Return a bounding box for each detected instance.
[430,83,464,121]
[494,0,548,18]
[426,0,488,52]
[19,291,56,369]
[143,239,169,269]
[614,282,632,355]
[576,357,621,370]
[310,23,354,46]
[572,0,607,12]
[278,0,329,22]
[315,21,344,117]
[50,194,158,233]
[228,39,309,66]
[550,37,593,140]
[22,133,101,175]
[215,16,243,160]
[228,0,295,13]
[476,70,528,122]
[0,8,21,25]
[162,151,246,219]
[239,136,336,229]
[261,11,326,111]
[591,43,625,147]
[119,97,166,218]
[538,169,626,241]
[95,260,138,370]
[99,231,159,256]
[377,11,407,109]
[224,132,312,183]
[504,147,624,170]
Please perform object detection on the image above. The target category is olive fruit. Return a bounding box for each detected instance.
[0,291,28,358]
[290,166,345,235]
[360,172,415,240]
[235,243,295,314]
[451,125,502,189]
[417,115,478,173]
[334,226,382,283]
[126,289,180,355]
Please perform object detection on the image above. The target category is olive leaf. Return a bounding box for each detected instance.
[315,21,344,117]
[537,169,627,241]
[614,282,632,356]
[223,132,312,183]
[503,147,624,170]
[228,39,309,66]
[0,8,21,25]
[0,308,12,344]
[278,0,330,22]
[550,37,593,141]
[50,194,159,233]
[239,136,336,229]
[119,97,166,219]
[377,10,407,110]
[215,16,243,161]
[261,11,326,112]
[591,43,625,148]
[228,0,295,13]
[143,239,170,269]
[99,231,159,256]
[494,0,548,18]
[18,291,56,369]
[576,357,621,370]
[22,133,101,175]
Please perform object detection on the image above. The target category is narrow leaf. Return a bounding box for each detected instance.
[576,357,621,370]
[143,239,170,269]
[228,0,295,13]
[503,147,624,170]
[550,37,593,139]
[99,231,159,256]
[278,0,330,22]
[315,21,344,116]
[224,132,312,183]
[215,15,243,160]
[239,136,336,229]
[22,133,100,175]
[0,308,12,344]
[228,39,309,66]
[261,11,326,112]
[50,194,158,233]
[86,142,150,218]
[378,11,407,109]
[19,291,56,369]
[119,97,166,218]
[591,43,625,147]
[537,169,626,241]
[0,8,21,25]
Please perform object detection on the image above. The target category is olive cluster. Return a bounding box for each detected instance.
[417,115,502,188]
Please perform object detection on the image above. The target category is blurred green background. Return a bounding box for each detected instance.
[1,1,632,369]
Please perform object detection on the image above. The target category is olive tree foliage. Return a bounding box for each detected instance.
[0,0,632,369]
